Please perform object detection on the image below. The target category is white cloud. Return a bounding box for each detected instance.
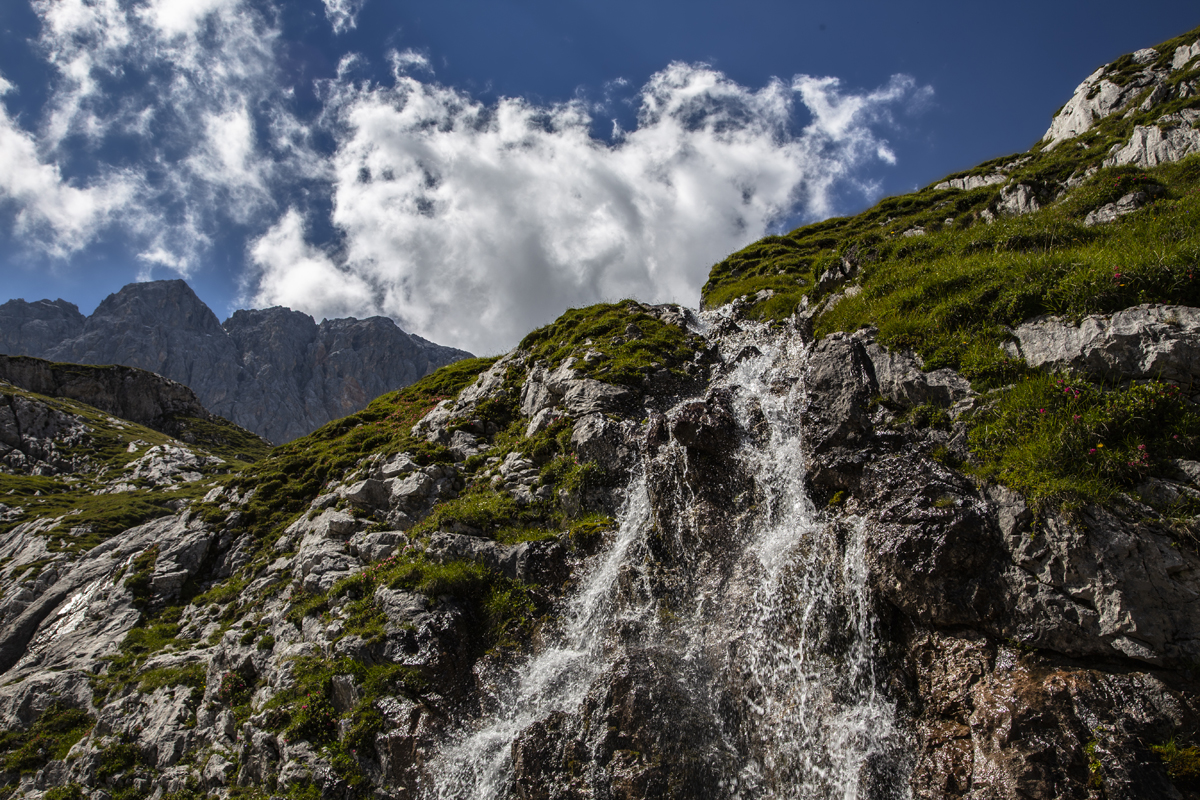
[250,209,378,319]
[323,0,367,35]
[139,0,239,38]
[8,2,927,353]
[0,76,131,257]
[389,49,432,77]
[250,63,925,353]
[17,0,301,272]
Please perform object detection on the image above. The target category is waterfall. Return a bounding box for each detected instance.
[425,321,908,799]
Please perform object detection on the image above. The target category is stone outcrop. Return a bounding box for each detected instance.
[2,31,1200,800]
[0,355,222,441]
[1043,39,1200,148]
[933,173,1006,192]
[1082,184,1167,225]
[0,300,84,357]
[1002,303,1200,392]
[0,280,472,444]
[795,325,1200,798]
[1104,109,1200,169]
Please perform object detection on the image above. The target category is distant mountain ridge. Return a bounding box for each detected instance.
[0,280,472,444]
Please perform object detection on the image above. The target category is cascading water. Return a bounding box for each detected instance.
[425,319,908,799]
[692,323,908,799]
[426,473,656,798]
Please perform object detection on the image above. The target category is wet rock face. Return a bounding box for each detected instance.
[800,330,1200,798]
[669,388,737,460]
[511,649,729,800]
[800,332,879,498]
[860,454,1003,629]
[0,280,471,444]
[643,388,754,583]
[907,632,1195,800]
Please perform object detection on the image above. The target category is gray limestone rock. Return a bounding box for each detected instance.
[425,532,567,584]
[0,299,84,357]
[992,182,1043,217]
[1043,37,1199,149]
[1043,69,1132,147]
[1002,303,1200,386]
[1174,40,1200,70]
[933,173,1006,192]
[0,280,471,444]
[1083,185,1167,225]
[0,355,243,449]
[862,339,973,409]
[1104,109,1200,168]
[996,496,1200,666]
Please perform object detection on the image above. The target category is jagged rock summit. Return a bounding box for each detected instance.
[0,281,472,444]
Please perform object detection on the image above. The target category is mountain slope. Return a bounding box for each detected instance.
[0,359,267,554]
[0,27,1197,800]
[0,281,473,444]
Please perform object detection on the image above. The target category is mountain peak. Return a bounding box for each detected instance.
[0,281,471,444]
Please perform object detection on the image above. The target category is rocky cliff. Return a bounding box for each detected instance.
[0,281,473,444]
[0,25,1197,800]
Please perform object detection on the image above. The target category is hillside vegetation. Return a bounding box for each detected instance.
[702,25,1200,513]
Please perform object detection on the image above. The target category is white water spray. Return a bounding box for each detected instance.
[425,321,907,798]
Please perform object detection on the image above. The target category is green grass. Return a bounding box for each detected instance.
[171,415,271,463]
[261,655,427,789]
[0,704,93,774]
[1152,739,1200,788]
[968,376,1200,510]
[0,483,213,553]
[123,544,160,608]
[701,28,1200,326]
[268,559,540,793]
[410,486,527,537]
[93,606,194,701]
[815,161,1200,384]
[289,549,545,656]
[518,301,709,388]
[212,356,499,550]
[1,356,270,460]
[0,381,243,550]
[96,741,141,780]
[137,663,206,698]
[698,26,1200,515]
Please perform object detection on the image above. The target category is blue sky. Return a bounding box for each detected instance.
[0,1,1196,353]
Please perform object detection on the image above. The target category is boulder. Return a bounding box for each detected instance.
[1083,185,1166,225]
[1003,303,1200,387]
[1104,110,1200,168]
[863,340,973,408]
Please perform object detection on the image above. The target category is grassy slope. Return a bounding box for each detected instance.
[702,24,1200,328]
[702,27,1200,513]
[0,384,262,551]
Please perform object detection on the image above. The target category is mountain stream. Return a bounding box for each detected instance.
[426,322,909,798]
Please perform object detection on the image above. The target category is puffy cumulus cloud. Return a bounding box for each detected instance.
[250,209,378,319]
[13,0,310,272]
[0,75,132,257]
[323,0,367,35]
[250,63,926,353]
